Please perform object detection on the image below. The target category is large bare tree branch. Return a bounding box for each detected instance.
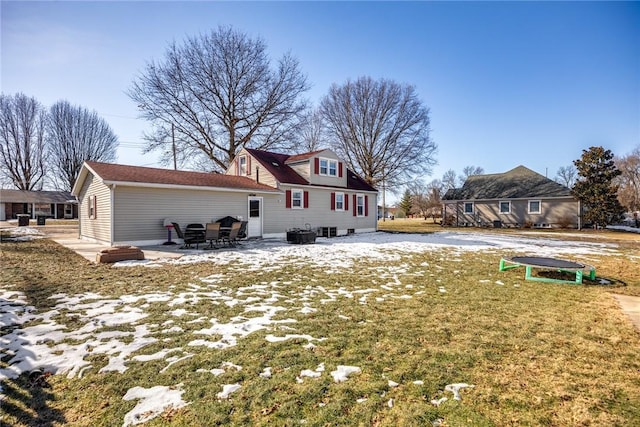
[47,100,118,191]
[0,93,47,190]
[128,26,309,171]
[320,76,436,188]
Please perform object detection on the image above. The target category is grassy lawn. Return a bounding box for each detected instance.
[1,226,639,426]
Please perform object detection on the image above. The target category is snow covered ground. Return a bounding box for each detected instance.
[0,227,630,425]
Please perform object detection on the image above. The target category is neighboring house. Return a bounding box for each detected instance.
[72,148,377,246]
[0,189,77,221]
[442,165,579,228]
[377,206,398,219]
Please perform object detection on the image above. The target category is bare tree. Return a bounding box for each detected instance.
[442,169,458,191]
[320,76,436,188]
[128,26,309,171]
[615,146,640,212]
[461,165,484,183]
[293,107,326,153]
[407,179,443,220]
[555,165,577,188]
[0,93,48,190]
[47,101,118,191]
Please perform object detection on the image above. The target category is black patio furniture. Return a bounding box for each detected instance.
[172,222,205,249]
[204,222,221,249]
[215,216,248,240]
[222,221,243,247]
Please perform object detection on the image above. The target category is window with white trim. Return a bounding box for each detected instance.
[464,202,474,214]
[528,200,541,214]
[335,193,344,210]
[499,201,511,214]
[292,189,303,209]
[238,155,247,176]
[319,158,338,177]
[356,194,365,217]
[88,195,96,219]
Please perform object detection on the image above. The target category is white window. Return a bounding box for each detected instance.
[34,203,51,216]
[88,195,96,219]
[328,161,337,176]
[356,194,365,217]
[528,200,541,214]
[319,158,338,177]
[464,202,474,214]
[335,193,344,210]
[238,155,247,176]
[292,189,303,209]
[499,201,511,214]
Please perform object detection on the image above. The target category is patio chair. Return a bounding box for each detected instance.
[236,221,249,242]
[204,222,221,249]
[222,221,242,247]
[172,222,202,249]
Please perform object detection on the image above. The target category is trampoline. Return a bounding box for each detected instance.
[499,256,596,285]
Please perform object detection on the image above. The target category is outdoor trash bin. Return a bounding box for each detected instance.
[37,216,46,226]
[17,214,30,226]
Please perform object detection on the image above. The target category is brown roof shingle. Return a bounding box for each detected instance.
[85,161,278,192]
[0,189,76,204]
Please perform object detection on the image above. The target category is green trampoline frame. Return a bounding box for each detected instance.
[499,257,596,285]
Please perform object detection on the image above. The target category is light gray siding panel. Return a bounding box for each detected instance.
[112,186,262,243]
[226,155,279,188]
[289,162,311,181]
[262,185,377,235]
[444,197,579,228]
[78,173,112,243]
[305,153,348,187]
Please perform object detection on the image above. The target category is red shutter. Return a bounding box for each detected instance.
[344,193,349,211]
[286,190,291,208]
[247,157,251,176]
[304,191,309,208]
[314,158,319,175]
[365,195,369,216]
[353,194,357,216]
[338,162,343,177]
[235,159,239,175]
[331,192,336,210]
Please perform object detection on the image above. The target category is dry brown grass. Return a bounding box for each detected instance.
[1,227,639,426]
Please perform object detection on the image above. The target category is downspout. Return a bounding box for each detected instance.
[110,184,116,246]
[578,199,582,230]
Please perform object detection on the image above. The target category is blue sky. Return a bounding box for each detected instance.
[2,1,639,188]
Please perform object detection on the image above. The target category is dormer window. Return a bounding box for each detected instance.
[319,158,338,177]
[238,155,247,175]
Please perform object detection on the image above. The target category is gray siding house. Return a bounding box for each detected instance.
[442,166,579,228]
[72,148,378,246]
[0,189,78,221]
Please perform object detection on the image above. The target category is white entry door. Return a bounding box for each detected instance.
[248,197,263,238]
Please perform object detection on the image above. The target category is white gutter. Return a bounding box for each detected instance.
[100,180,282,194]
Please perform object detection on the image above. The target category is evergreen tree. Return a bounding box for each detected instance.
[572,146,625,228]
[399,189,413,217]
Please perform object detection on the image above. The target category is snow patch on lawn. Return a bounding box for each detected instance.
[122,384,188,426]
